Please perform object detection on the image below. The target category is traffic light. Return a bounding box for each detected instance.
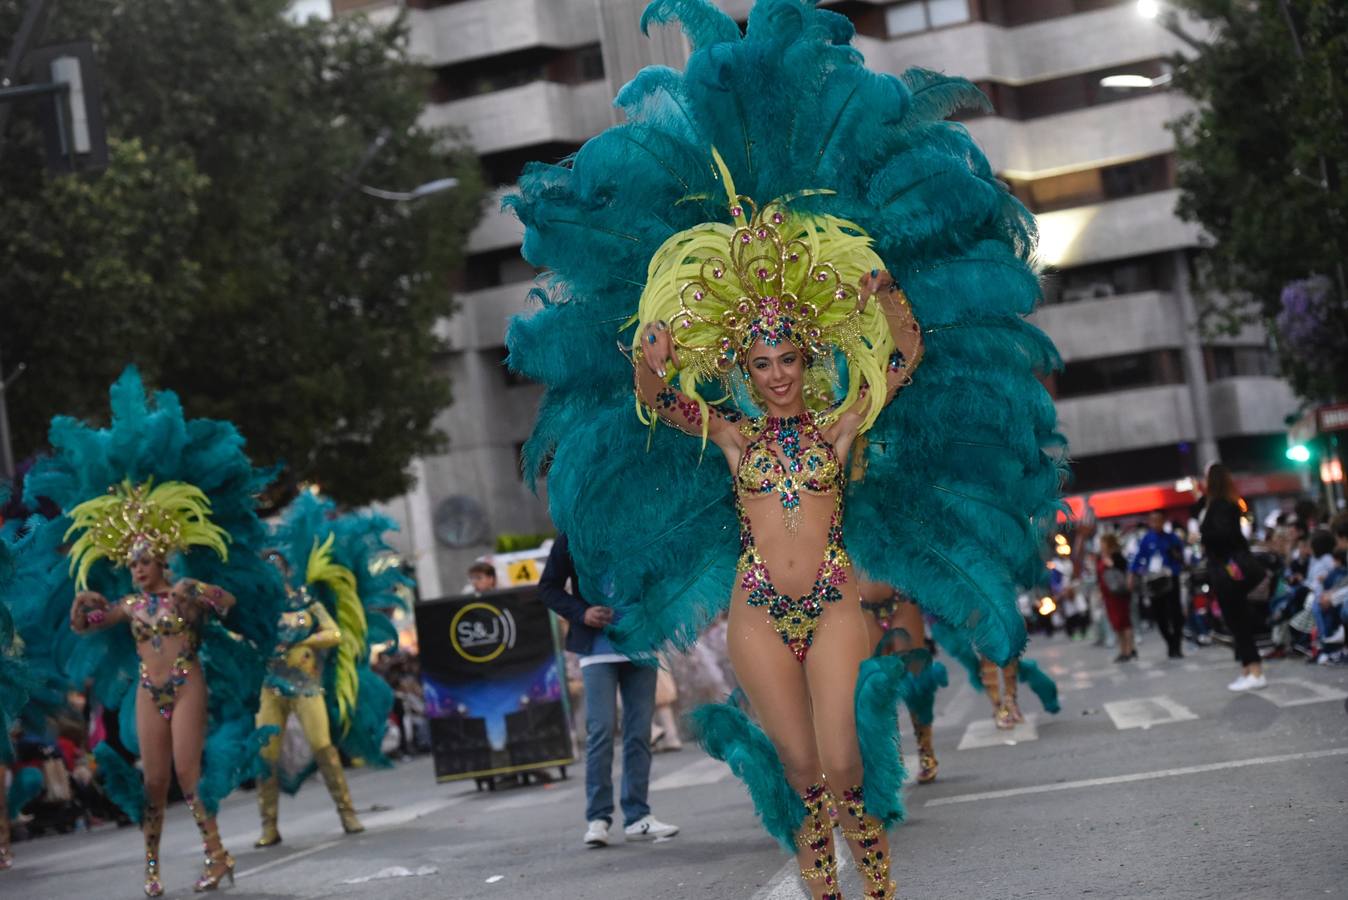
[1286,444,1311,463]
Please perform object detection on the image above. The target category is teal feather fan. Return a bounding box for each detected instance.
[0,516,81,742]
[504,0,1066,666]
[269,492,409,783]
[19,366,284,818]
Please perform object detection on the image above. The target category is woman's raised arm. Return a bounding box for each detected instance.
[634,321,743,450]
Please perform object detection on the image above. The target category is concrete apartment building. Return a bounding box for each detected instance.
[334,0,1298,596]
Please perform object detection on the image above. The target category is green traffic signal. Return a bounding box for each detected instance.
[1286,444,1311,463]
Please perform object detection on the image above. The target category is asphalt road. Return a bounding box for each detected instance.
[6,635,1347,900]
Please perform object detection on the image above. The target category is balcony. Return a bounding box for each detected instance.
[964,92,1193,178]
[421,80,612,156]
[1035,190,1200,269]
[1207,378,1298,439]
[1056,385,1194,457]
[860,5,1198,84]
[1032,290,1181,363]
[437,281,536,352]
[468,186,525,254]
[404,0,600,68]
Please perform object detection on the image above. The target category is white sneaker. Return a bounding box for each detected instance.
[584,820,611,848]
[623,814,679,841]
[1228,674,1268,692]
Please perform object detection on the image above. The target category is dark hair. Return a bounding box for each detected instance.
[1204,462,1240,504]
[1332,511,1348,540]
[1310,529,1335,558]
[468,562,496,578]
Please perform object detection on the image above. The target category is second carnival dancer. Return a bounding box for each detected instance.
[17,368,283,896]
[503,2,1066,897]
[254,492,410,846]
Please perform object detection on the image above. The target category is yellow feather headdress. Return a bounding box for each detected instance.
[65,479,230,590]
[631,149,896,439]
[304,533,366,735]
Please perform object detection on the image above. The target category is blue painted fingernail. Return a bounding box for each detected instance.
[871,268,879,277]
[648,334,656,344]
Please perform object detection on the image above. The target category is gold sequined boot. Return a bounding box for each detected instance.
[911,714,938,785]
[254,767,282,847]
[1001,661,1024,724]
[315,745,364,834]
[840,786,896,900]
[981,659,1014,729]
[184,794,235,892]
[795,783,841,900]
[0,810,12,872]
[141,801,164,896]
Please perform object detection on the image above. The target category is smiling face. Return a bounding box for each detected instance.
[129,554,168,591]
[746,339,806,416]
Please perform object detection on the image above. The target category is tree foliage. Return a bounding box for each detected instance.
[1168,0,1348,402]
[0,0,483,504]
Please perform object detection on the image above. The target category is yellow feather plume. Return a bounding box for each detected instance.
[304,533,365,735]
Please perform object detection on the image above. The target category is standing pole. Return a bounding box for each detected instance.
[0,0,51,480]
[0,350,16,480]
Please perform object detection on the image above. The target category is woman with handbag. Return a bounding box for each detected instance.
[1199,463,1267,691]
[1097,533,1136,662]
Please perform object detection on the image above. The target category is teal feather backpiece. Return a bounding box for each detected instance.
[1018,658,1061,714]
[505,0,1065,665]
[18,366,284,816]
[271,492,409,771]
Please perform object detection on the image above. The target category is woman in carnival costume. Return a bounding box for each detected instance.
[858,583,946,785]
[253,492,408,847]
[504,2,1065,896]
[18,368,282,895]
[928,619,1061,730]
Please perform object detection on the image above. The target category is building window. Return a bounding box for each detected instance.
[969,59,1169,122]
[885,0,970,36]
[1007,154,1175,214]
[1205,346,1278,380]
[1054,350,1184,399]
[981,0,1131,28]
[1041,252,1174,305]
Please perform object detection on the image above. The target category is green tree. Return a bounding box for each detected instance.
[1167,0,1348,402]
[0,0,483,504]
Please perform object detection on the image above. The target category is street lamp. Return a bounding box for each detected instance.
[360,177,459,203]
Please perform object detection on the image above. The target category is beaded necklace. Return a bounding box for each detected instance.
[739,411,836,533]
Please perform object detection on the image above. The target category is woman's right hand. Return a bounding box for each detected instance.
[639,321,678,378]
[70,591,108,630]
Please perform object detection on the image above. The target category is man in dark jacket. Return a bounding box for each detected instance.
[1130,510,1188,658]
[538,534,678,848]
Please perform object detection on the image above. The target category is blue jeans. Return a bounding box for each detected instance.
[581,661,656,826]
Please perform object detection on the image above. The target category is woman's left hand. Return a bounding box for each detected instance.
[170,579,200,604]
[858,269,903,314]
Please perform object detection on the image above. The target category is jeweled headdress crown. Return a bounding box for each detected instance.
[65,478,229,589]
[632,150,896,434]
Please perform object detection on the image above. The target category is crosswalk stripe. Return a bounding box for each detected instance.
[955,714,1038,750]
[1252,678,1348,708]
[650,756,729,792]
[1103,695,1198,730]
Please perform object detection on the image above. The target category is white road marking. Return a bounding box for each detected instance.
[237,838,344,879]
[925,746,1348,808]
[650,756,730,792]
[1103,695,1197,730]
[956,714,1038,750]
[236,794,470,879]
[751,843,852,900]
[1253,678,1348,708]
[484,786,576,812]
